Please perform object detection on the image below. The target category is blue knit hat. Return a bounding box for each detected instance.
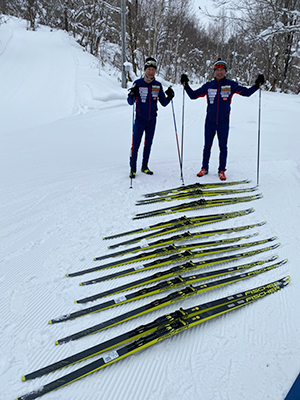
[213,58,227,71]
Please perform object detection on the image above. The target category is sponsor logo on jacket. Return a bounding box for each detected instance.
[152,85,160,100]
[139,87,148,103]
[221,85,231,100]
[208,88,217,104]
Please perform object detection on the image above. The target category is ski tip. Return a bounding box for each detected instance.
[55,340,60,345]
[271,243,281,249]
[280,258,288,265]
[21,376,26,382]
[48,320,53,324]
[79,282,83,286]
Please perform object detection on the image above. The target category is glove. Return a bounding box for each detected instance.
[128,84,138,99]
[180,73,189,86]
[165,87,174,101]
[255,74,265,88]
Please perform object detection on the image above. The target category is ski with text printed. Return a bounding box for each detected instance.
[16,276,289,400]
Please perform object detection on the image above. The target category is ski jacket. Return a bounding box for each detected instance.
[185,77,258,124]
[127,77,170,122]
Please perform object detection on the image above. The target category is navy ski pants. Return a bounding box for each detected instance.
[130,117,156,170]
[202,119,229,172]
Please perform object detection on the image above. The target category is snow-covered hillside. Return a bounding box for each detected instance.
[1,16,300,400]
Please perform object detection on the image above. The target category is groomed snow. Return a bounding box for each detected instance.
[1,16,300,400]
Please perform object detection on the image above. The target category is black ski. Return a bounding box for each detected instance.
[136,186,258,205]
[143,179,251,198]
[76,245,279,304]
[55,262,283,345]
[94,222,265,261]
[133,194,262,220]
[50,259,287,323]
[68,233,257,278]
[80,237,278,286]
[22,276,287,384]
[103,208,254,240]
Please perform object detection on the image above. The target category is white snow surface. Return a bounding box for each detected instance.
[1,17,300,400]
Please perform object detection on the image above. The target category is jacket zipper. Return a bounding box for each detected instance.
[216,80,220,124]
[148,83,152,120]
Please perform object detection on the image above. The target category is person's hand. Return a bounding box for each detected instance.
[165,87,174,100]
[255,74,265,88]
[128,84,138,98]
[180,74,189,86]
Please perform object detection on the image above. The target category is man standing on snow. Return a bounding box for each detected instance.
[180,58,264,181]
[127,57,174,179]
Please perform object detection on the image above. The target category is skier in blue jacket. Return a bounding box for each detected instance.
[181,59,264,180]
[127,57,174,179]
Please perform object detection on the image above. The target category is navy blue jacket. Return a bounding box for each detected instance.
[127,77,170,122]
[185,78,258,124]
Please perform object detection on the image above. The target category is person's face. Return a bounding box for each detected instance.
[145,67,156,79]
[214,67,226,81]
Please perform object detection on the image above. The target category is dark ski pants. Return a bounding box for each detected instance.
[202,119,230,172]
[130,117,156,171]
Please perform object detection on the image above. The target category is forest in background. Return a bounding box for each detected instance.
[1,0,300,93]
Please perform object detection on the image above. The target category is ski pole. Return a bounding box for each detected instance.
[181,86,185,185]
[129,102,135,189]
[170,96,184,185]
[257,88,262,186]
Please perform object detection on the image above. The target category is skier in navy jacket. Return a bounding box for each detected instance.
[127,57,174,179]
[181,59,264,180]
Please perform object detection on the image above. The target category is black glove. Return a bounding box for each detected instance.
[165,87,174,101]
[255,74,265,88]
[180,74,189,86]
[128,84,138,98]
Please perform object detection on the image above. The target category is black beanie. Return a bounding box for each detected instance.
[144,57,157,70]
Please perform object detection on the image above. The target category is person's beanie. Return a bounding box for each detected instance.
[144,57,157,70]
[213,58,227,72]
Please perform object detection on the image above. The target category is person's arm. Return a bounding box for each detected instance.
[159,85,174,107]
[127,83,138,105]
[180,74,207,99]
[234,74,265,97]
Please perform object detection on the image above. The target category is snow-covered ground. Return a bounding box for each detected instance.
[1,16,300,400]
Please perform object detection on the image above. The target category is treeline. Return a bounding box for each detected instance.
[1,0,300,93]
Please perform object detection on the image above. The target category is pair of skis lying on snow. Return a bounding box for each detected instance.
[16,181,289,400]
[131,179,262,219]
[17,270,289,400]
[18,242,288,399]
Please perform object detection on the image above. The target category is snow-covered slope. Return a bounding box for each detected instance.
[1,16,300,400]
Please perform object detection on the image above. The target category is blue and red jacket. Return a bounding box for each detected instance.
[185,77,258,124]
[127,77,170,122]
